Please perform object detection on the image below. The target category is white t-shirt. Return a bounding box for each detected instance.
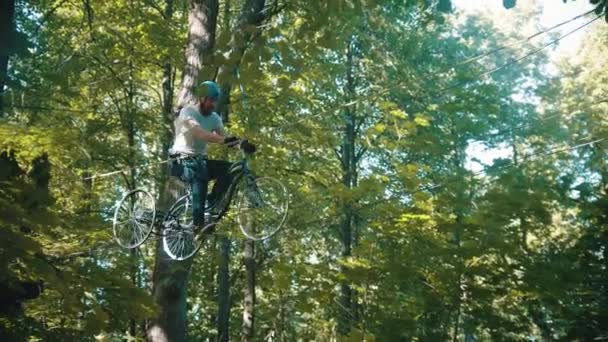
[171,105,223,156]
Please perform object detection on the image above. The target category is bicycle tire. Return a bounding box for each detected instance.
[161,194,209,260]
[236,176,288,241]
[112,189,156,248]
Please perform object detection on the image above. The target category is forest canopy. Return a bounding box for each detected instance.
[1,0,608,341]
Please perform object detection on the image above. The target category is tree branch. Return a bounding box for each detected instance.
[355,146,367,164]
[334,148,345,168]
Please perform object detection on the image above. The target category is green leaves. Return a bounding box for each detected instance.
[414,114,431,127]
[4,0,608,340]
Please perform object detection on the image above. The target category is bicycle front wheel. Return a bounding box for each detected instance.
[112,189,156,248]
[236,177,288,241]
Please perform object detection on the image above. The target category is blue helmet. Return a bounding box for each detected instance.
[195,80,221,100]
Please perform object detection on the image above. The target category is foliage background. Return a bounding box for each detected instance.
[1,0,608,340]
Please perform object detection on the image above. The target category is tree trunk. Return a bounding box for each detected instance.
[213,2,271,340]
[0,54,8,114]
[337,37,358,336]
[158,0,175,205]
[242,239,256,341]
[206,237,218,337]
[452,217,463,342]
[126,48,141,339]
[147,251,192,342]
[510,131,529,252]
[448,128,469,341]
[215,0,267,122]
[147,1,218,341]
[175,0,219,109]
[217,236,231,342]
[0,0,16,115]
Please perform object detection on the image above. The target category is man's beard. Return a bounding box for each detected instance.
[199,103,212,116]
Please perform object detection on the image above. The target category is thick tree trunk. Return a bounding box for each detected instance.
[147,1,218,341]
[147,253,191,342]
[175,0,219,109]
[242,239,256,341]
[0,0,16,115]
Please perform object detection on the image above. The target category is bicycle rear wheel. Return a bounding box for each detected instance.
[112,189,156,248]
[162,195,211,260]
[236,176,288,241]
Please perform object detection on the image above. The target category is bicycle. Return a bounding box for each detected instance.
[112,141,289,260]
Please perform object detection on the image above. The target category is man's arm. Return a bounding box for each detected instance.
[214,123,226,137]
[184,118,225,143]
[213,119,240,147]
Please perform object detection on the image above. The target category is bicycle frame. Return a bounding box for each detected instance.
[166,146,256,226]
[206,148,256,219]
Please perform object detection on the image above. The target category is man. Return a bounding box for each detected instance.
[170,80,239,229]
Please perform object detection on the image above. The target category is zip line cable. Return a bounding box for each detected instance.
[267,137,608,224]
[278,13,601,129]
[82,68,251,181]
[477,99,608,142]
[435,14,602,95]
[16,86,603,186]
[356,110,603,203]
[82,157,176,181]
[352,136,607,213]
[395,13,600,103]
[415,136,607,194]
[458,8,596,66]
[7,12,602,180]
[10,105,93,113]
[414,105,599,152]
[7,11,599,120]
[79,95,603,181]
[473,15,602,81]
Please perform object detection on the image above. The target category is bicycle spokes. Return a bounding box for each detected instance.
[236,177,288,241]
[112,189,156,249]
[162,227,200,260]
[161,194,204,260]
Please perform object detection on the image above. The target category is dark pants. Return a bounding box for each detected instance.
[171,157,232,227]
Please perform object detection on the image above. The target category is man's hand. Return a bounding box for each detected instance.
[187,119,225,143]
[241,140,256,154]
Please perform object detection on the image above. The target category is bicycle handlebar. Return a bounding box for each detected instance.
[238,139,257,154]
[224,138,256,157]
